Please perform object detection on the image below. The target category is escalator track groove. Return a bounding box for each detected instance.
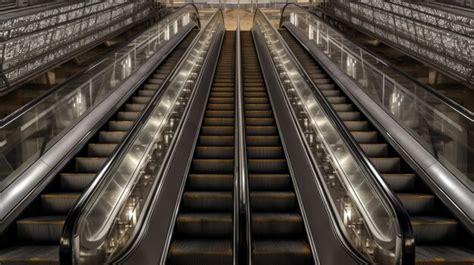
[167,31,236,265]
[0,30,198,265]
[241,31,313,265]
[280,29,474,265]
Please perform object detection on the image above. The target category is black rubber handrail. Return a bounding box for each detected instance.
[0,4,200,128]
[261,7,416,264]
[280,3,473,121]
[60,7,201,263]
[60,9,198,264]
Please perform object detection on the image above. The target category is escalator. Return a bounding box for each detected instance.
[0,30,198,265]
[280,29,474,264]
[167,31,236,265]
[241,31,313,265]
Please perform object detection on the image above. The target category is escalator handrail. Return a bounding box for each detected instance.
[59,21,203,265]
[257,8,415,264]
[280,3,473,121]
[0,3,201,128]
[234,17,252,265]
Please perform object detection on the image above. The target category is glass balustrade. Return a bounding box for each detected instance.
[281,4,473,188]
[0,5,200,191]
[254,9,406,264]
[69,10,224,265]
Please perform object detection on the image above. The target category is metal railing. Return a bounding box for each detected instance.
[234,16,251,265]
[281,3,473,188]
[254,8,414,264]
[60,9,227,265]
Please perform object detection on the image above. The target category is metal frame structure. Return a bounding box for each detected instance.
[0,0,155,94]
[325,0,474,85]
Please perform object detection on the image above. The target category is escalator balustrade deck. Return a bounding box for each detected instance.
[167,31,236,265]
[0,30,198,265]
[280,29,474,265]
[241,31,313,265]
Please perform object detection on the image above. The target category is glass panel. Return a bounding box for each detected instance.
[72,10,224,265]
[281,4,473,188]
[0,6,200,191]
[254,9,403,264]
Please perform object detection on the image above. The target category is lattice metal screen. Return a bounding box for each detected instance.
[327,0,474,84]
[0,0,154,94]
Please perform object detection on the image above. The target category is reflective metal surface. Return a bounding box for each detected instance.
[0,6,200,191]
[68,10,225,264]
[281,4,474,188]
[254,8,408,264]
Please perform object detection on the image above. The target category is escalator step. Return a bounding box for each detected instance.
[415,245,474,264]
[245,110,273,118]
[248,159,287,173]
[245,104,271,110]
[40,193,80,213]
[252,213,303,237]
[205,110,235,118]
[87,143,117,157]
[199,136,234,146]
[144,84,160,90]
[369,157,401,173]
[208,98,235,104]
[321,90,340,97]
[125,103,146,112]
[108,120,134,131]
[16,216,65,242]
[168,240,232,265]
[60,173,96,191]
[75,157,106,173]
[117,111,141,121]
[344,120,368,131]
[0,245,59,265]
[246,136,280,146]
[207,103,234,110]
[333,104,353,112]
[138,89,155,97]
[176,213,232,237]
[210,92,234,98]
[201,126,234,136]
[182,192,233,211]
[249,174,292,191]
[327,96,346,104]
[195,146,234,159]
[246,126,278,136]
[351,131,378,143]
[132,96,151,104]
[410,217,458,244]
[317,83,335,90]
[247,146,284,159]
[360,143,388,157]
[246,118,274,126]
[398,193,435,215]
[98,131,127,143]
[313,78,332,85]
[203,118,234,126]
[245,97,269,104]
[188,174,233,191]
[250,192,296,211]
[382,173,416,192]
[252,240,312,265]
[148,78,163,85]
[337,111,360,121]
[191,159,233,173]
